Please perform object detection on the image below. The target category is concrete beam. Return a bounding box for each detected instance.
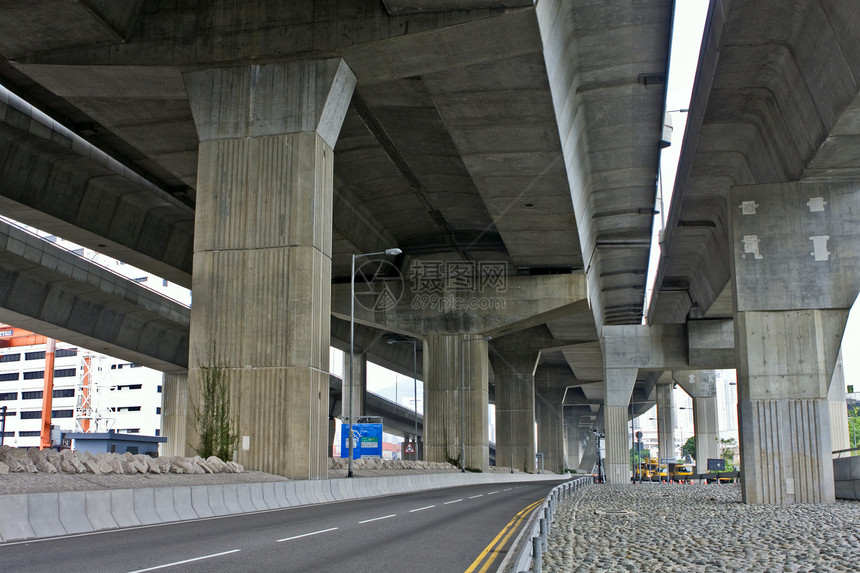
[687,319,735,369]
[0,220,189,373]
[332,271,587,336]
[0,86,194,287]
[602,324,689,370]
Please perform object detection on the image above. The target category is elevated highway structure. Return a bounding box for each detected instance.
[0,1,855,503]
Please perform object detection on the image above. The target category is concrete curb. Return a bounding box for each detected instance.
[0,472,568,543]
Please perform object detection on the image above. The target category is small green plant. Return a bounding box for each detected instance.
[190,354,240,461]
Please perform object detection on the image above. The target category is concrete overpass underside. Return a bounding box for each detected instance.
[0,0,855,503]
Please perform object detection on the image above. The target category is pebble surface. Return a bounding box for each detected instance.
[539,483,860,573]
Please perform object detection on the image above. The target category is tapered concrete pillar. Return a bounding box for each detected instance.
[160,373,187,457]
[564,408,584,470]
[535,365,567,474]
[424,334,489,472]
[731,181,858,503]
[656,380,675,464]
[578,407,603,473]
[493,368,535,472]
[184,60,356,479]
[828,350,850,452]
[603,367,637,483]
[342,350,367,421]
[673,370,720,475]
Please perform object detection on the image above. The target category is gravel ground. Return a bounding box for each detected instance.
[540,483,860,573]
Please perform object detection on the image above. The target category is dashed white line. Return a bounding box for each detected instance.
[409,505,435,513]
[487,491,500,495]
[503,488,512,491]
[468,494,484,499]
[359,514,396,524]
[127,549,241,572]
[276,527,339,543]
[444,499,463,505]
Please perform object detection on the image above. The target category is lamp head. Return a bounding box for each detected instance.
[385,248,402,256]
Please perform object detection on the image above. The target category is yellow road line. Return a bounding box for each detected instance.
[464,498,544,573]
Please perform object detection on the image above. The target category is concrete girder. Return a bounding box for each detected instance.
[0,86,194,287]
[0,221,189,373]
[331,272,588,337]
[652,0,860,324]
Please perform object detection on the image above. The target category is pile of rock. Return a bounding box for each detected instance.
[330,457,456,471]
[0,445,243,475]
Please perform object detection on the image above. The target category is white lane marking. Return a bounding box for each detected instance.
[503,488,512,491]
[487,491,500,495]
[444,499,463,505]
[127,549,240,572]
[468,494,483,499]
[359,514,396,524]
[276,527,339,543]
[409,505,435,513]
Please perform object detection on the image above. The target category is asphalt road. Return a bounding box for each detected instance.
[0,478,566,573]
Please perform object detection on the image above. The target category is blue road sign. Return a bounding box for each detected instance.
[340,423,383,458]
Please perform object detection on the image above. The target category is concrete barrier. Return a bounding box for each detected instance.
[834,456,860,499]
[153,487,181,523]
[85,491,118,531]
[206,485,229,516]
[59,491,93,534]
[28,493,66,538]
[132,488,161,525]
[112,489,142,529]
[0,472,570,543]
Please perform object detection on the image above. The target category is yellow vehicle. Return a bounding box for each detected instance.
[633,458,693,482]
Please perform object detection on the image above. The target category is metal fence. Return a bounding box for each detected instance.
[509,476,591,573]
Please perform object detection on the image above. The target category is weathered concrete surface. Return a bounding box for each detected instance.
[185,61,355,479]
[0,85,193,287]
[423,334,489,472]
[673,370,720,475]
[655,377,675,463]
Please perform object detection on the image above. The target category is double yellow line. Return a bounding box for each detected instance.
[464,498,545,573]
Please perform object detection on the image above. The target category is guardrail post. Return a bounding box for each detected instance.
[532,535,543,572]
[539,517,548,551]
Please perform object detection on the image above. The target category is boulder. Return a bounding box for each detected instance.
[145,457,162,474]
[35,459,58,474]
[83,459,102,474]
[205,456,229,473]
[3,454,24,473]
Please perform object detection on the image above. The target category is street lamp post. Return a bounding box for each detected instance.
[460,335,491,472]
[387,337,420,459]
[349,248,402,478]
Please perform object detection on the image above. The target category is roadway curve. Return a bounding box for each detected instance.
[0,479,567,572]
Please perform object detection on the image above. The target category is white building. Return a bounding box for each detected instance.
[0,327,165,447]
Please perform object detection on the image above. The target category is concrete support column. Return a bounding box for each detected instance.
[160,373,187,457]
[184,60,356,479]
[731,181,858,503]
[828,350,849,452]
[535,365,567,474]
[656,381,675,464]
[673,370,720,475]
[342,350,367,421]
[604,367,637,484]
[578,407,602,473]
[424,334,489,472]
[493,370,535,472]
[564,408,583,470]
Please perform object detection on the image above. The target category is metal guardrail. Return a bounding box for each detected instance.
[832,446,860,458]
[507,476,591,573]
